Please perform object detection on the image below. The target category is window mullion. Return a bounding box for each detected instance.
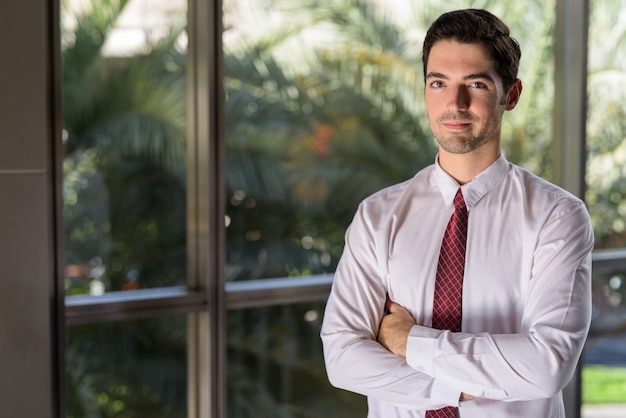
[553,1,590,417]
[552,0,589,198]
[186,0,226,417]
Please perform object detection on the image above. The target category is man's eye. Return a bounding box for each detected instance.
[471,82,487,89]
[430,81,444,88]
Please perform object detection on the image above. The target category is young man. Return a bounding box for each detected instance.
[320,9,593,418]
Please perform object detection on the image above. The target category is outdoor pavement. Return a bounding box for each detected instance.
[582,404,626,418]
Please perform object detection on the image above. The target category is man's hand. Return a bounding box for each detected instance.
[380,297,479,401]
[377,296,416,357]
[460,392,476,401]
[379,297,479,401]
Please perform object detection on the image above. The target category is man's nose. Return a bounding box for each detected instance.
[448,85,470,111]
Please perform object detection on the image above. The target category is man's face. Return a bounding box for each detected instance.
[425,40,515,155]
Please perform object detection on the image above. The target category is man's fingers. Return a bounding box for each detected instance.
[385,299,399,314]
[384,294,392,314]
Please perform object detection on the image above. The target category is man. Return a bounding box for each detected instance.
[320,8,593,418]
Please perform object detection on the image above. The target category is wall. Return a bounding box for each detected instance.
[0,0,58,416]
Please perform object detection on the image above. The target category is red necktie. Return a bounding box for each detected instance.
[426,189,468,418]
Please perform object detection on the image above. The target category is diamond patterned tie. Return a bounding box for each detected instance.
[426,189,468,418]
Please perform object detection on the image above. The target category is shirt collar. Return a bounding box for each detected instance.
[433,152,509,211]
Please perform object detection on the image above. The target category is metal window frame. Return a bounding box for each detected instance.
[64,250,620,318]
[553,0,590,417]
[186,0,225,417]
[553,0,589,197]
[65,274,334,326]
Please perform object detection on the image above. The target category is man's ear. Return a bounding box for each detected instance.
[505,79,523,111]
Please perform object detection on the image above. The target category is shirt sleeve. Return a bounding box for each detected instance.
[320,202,461,410]
[405,200,594,401]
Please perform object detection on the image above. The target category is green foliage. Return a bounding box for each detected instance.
[62,0,187,293]
[63,0,189,417]
[585,0,626,249]
[583,366,626,404]
[221,0,563,281]
[227,303,367,417]
[66,317,187,418]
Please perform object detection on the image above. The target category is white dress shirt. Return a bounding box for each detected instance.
[320,153,594,417]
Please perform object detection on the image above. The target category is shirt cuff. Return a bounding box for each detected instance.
[431,379,461,409]
[405,325,442,376]
[406,326,461,408]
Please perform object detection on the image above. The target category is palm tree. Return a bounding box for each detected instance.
[62,0,188,417]
[62,0,187,292]
[222,0,559,283]
[223,0,434,282]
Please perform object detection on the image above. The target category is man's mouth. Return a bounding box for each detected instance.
[442,121,471,131]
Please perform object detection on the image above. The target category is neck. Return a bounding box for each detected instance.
[438,145,500,185]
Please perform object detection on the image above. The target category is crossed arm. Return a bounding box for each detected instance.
[321,199,594,409]
[378,297,476,402]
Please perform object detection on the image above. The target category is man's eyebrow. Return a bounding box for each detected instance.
[426,72,448,79]
[425,72,496,84]
[464,73,497,84]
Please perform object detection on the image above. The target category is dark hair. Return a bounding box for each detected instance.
[422,9,521,91]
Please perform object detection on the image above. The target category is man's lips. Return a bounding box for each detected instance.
[442,120,472,130]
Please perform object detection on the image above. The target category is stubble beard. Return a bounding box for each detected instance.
[436,131,491,155]
[431,113,500,155]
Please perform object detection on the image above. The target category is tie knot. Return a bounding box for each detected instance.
[453,189,466,211]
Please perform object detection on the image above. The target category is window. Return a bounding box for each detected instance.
[56,0,626,416]
[583,0,626,415]
[226,302,366,416]
[223,0,559,289]
[67,316,187,417]
[62,0,188,296]
[61,0,191,416]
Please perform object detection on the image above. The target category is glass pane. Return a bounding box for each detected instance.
[585,0,626,250]
[66,315,187,418]
[583,0,626,416]
[227,302,366,417]
[61,0,188,295]
[222,0,555,282]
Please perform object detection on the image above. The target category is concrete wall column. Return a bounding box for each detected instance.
[0,0,60,416]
